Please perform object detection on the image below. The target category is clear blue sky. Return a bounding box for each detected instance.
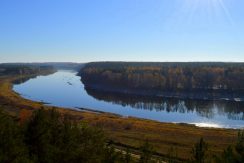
[0,0,244,63]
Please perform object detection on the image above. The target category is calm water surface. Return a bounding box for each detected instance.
[13,70,244,129]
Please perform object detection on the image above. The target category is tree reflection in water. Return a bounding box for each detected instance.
[85,87,244,121]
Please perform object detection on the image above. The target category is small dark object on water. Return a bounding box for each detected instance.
[67,82,72,85]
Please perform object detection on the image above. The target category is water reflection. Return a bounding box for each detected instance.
[13,76,37,85]
[85,87,244,121]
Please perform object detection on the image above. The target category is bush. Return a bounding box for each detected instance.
[191,138,208,163]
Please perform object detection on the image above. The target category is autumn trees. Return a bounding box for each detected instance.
[80,62,244,92]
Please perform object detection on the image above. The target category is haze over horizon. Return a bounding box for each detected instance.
[1,0,244,63]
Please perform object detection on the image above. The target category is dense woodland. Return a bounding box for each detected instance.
[80,62,244,92]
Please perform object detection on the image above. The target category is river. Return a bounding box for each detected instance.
[13,70,244,129]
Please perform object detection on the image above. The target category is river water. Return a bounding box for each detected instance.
[13,70,244,129]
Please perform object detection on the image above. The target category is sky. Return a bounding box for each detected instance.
[0,0,244,63]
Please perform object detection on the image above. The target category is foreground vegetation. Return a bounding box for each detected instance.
[0,109,140,163]
[0,108,243,163]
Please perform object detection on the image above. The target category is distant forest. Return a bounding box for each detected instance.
[0,64,55,76]
[80,62,244,92]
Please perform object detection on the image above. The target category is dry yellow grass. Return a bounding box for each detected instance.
[0,74,239,160]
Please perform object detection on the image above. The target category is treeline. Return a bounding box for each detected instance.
[0,64,55,76]
[80,62,244,92]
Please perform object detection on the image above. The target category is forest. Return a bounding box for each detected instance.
[0,64,55,76]
[80,62,244,93]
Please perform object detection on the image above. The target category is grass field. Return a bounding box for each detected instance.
[0,74,240,161]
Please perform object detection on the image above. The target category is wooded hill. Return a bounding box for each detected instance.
[80,62,244,93]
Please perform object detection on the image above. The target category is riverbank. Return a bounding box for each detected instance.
[0,74,240,161]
